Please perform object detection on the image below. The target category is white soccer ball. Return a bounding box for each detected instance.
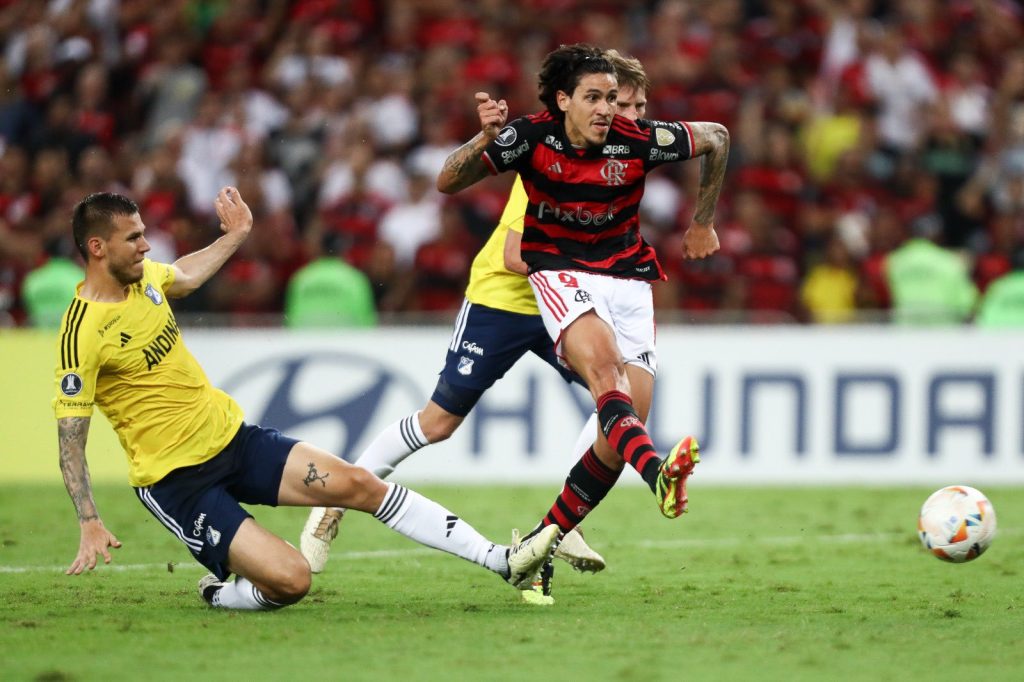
[918,485,997,563]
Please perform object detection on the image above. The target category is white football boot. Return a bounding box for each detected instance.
[504,524,559,589]
[300,507,345,573]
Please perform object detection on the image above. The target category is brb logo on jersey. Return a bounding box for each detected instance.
[495,126,518,146]
[144,284,163,305]
[60,372,83,396]
[220,352,423,462]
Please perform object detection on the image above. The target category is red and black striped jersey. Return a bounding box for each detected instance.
[482,111,695,280]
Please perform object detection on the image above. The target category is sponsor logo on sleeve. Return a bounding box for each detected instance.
[649,148,680,162]
[496,126,518,147]
[501,141,530,163]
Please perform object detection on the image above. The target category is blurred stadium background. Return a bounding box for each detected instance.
[2,0,1024,486]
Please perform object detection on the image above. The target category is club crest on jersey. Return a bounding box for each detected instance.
[655,127,676,146]
[495,126,517,147]
[206,526,221,547]
[60,372,83,396]
[601,159,627,186]
[144,284,163,305]
[458,357,474,376]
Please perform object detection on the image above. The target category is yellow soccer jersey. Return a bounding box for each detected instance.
[53,259,244,487]
[464,175,539,315]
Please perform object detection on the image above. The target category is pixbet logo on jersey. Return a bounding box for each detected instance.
[537,201,615,226]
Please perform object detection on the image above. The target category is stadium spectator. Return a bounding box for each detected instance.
[377,163,442,267]
[801,232,859,324]
[885,216,978,325]
[284,243,377,328]
[139,31,207,149]
[976,247,1024,327]
[21,247,82,328]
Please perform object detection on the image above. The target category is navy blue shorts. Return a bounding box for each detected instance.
[431,300,584,417]
[133,423,298,580]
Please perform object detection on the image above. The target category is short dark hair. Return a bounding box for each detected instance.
[537,43,615,118]
[71,192,140,260]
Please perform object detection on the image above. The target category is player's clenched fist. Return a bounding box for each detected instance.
[475,92,508,141]
[681,222,720,259]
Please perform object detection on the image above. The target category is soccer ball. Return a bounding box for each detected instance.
[917,485,997,563]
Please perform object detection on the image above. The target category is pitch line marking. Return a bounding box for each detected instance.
[2,528,1015,574]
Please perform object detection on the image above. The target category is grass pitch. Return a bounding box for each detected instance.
[1,483,1021,681]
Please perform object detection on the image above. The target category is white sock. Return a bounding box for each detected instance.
[328,411,429,515]
[572,410,599,460]
[211,576,284,611]
[374,482,509,576]
[356,411,429,478]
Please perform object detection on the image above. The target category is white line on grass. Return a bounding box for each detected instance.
[0,547,437,574]
[14,526,1018,574]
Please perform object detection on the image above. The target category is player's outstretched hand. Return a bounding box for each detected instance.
[681,222,720,259]
[214,186,253,238]
[475,92,508,141]
[67,518,121,575]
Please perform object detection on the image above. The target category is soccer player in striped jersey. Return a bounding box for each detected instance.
[299,51,655,590]
[437,42,729,584]
[53,188,558,610]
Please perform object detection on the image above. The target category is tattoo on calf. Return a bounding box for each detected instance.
[303,462,330,487]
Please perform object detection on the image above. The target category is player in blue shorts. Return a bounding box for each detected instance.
[54,188,559,610]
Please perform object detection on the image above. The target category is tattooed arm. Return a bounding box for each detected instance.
[437,92,508,194]
[58,416,121,574]
[681,122,730,259]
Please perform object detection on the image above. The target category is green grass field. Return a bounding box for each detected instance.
[2,483,1021,681]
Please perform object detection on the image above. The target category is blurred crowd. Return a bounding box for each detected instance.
[2,0,1024,327]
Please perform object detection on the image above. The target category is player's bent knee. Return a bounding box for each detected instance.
[338,465,386,511]
[266,554,312,604]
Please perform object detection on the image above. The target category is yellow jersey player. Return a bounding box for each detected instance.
[54,188,559,610]
[300,50,655,604]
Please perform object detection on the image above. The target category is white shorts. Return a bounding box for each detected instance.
[528,270,657,376]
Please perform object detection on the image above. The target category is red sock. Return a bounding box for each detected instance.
[597,390,660,492]
[540,447,622,533]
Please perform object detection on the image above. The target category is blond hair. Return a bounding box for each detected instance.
[604,49,651,95]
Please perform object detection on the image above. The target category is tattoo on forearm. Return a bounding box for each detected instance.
[58,417,97,522]
[691,123,730,225]
[440,134,490,191]
[303,462,330,487]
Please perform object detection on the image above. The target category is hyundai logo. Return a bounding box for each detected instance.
[220,352,425,461]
